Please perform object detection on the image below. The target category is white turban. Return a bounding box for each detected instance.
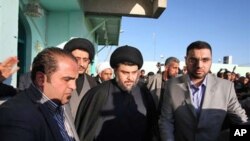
[96,62,112,74]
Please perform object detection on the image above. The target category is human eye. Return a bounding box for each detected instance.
[188,58,197,64]
[75,57,81,62]
[202,58,211,63]
[63,77,74,82]
[82,58,90,63]
[132,71,138,75]
[123,71,129,75]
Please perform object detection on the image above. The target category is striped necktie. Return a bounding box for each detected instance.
[56,106,74,141]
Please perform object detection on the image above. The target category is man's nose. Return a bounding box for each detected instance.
[69,80,76,90]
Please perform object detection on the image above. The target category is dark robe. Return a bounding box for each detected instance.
[94,75,102,84]
[75,79,160,141]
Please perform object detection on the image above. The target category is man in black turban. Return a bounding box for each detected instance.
[63,38,97,120]
[75,45,160,141]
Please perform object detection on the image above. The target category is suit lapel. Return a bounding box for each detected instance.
[181,75,198,119]
[39,104,64,141]
[197,74,217,126]
[200,74,217,109]
[184,94,197,119]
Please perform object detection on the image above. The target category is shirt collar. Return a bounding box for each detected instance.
[32,83,60,112]
[187,75,208,88]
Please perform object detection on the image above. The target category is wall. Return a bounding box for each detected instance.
[46,11,95,46]
[46,11,97,74]
[19,0,48,71]
[0,0,19,86]
[1,0,98,87]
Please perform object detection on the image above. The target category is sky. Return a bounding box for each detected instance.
[97,0,250,66]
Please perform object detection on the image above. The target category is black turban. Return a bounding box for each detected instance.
[110,45,143,69]
[63,38,95,62]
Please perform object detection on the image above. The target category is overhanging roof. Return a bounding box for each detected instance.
[81,0,166,18]
[38,0,166,46]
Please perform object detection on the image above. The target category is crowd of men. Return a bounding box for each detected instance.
[0,39,249,141]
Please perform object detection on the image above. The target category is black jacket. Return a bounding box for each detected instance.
[0,82,16,98]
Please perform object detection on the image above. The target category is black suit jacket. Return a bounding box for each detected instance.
[0,82,16,98]
[0,85,66,141]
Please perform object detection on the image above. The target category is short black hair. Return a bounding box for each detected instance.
[186,41,212,56]
[31,47,76,82]
[165,57,180,66]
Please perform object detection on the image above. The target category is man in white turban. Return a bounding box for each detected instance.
[95,62,113,84]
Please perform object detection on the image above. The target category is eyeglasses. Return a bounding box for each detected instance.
[75,57,90,63]
[187,57,211,64]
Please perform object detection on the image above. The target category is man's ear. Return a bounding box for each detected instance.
[35,72,45,87]
[184,56,188,64]
[164,65,169,71]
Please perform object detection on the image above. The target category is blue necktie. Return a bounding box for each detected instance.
[56,106,74,141]
[191,86,201,116]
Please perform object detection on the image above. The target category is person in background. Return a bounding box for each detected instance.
[223,69,232,81]
[235,76,249,100]
[147,57,180,109]
[138,69,147,85]
[231,72,237,82]
[75,45,159,141]
[147,71,155,77]
[245,72,250,79]
[95,62,113,84]
[63,38,97,120]
[0,47,80,141]
[182,66,187,75]
[0,56,19,98]
[216,68,224,78]
[159,41,248,141]
[18,67,32,91]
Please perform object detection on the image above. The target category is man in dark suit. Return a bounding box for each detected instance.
[63,38,97,120]
[159,41,248,141]
[0,47,80,141]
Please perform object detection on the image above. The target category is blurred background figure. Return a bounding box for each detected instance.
[182,66,187,75]
[138,69,147,85]
[235,76,249,99]
[217,68,224,78]
[223,69,232,81]
[95,62,113,84]
[147,56,180,109]
[18,65,32,91]
[147,71,155,77]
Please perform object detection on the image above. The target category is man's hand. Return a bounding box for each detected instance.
[0,56,19,82]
